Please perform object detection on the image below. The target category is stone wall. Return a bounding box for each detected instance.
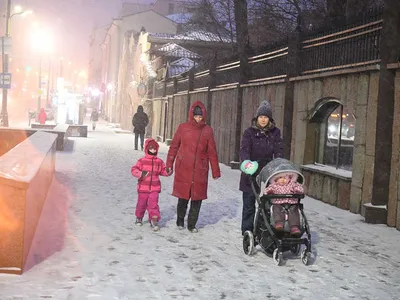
[389,68,400,229]
[301,166,352,210]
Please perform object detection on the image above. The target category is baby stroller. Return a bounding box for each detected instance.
[242,158,312,266]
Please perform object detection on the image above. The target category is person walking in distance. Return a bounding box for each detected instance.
[166,101,221,233]
[132,105,149,151]
[90,108,99,130]
[38,108,47,125]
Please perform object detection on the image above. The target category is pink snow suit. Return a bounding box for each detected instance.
[264,173,304,204]
[264,173,304,232]
[131,139,171,221]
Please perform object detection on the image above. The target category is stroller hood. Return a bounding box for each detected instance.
[256,158,304,188]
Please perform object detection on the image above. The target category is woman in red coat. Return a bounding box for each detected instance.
[38,108,47,125]
[166,101,221,233]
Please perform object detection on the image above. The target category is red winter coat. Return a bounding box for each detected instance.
[166,101,221,201]
[38,108,47,124]
[131,139,170,193]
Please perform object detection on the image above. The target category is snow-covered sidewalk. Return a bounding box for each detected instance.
[1,122,400,300]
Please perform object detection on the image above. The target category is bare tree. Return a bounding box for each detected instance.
[183,0,236,51]
[247,0,382,48]
[182,0,383,53]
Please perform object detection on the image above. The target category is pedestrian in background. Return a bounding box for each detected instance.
[38,108,47,125]
[132,105,149,151]
[90,108,99,130]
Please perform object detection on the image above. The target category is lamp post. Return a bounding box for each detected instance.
[0,0,11,127]
[37,56,42,112]
[0,1,33,127]
[31,27,53,116]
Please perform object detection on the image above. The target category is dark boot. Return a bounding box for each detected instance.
[177,198,188,229]
[176,217,184,229]
[187,200,202,232]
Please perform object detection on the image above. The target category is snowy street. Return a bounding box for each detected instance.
[1,122,400,300]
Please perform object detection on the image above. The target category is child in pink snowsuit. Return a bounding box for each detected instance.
[264,172,304,237]
[131,138,171,231]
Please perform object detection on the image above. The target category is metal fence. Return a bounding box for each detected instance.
[154,5,384,96]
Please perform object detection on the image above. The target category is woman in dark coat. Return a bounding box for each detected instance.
[239,100,284,235]
[166,101,221,233]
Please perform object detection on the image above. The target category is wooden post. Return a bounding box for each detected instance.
[232,52,250,168]
[365,1,400,224]
[284,28,302,159]
[231,0,251,168]
[207,56,217,123]
[187,69,195,114]
[173,77,178,94]
[162,80,167,97]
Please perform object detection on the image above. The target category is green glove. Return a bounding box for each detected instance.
[240,160,259,175]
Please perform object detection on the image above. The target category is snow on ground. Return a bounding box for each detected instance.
[1,121,400,300]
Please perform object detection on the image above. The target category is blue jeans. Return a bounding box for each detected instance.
[242,191,256,235]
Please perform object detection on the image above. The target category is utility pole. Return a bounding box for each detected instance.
[37,56,42,112]
[1,0,11,127]
[46,58,51,106]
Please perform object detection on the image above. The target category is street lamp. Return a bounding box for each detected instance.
[31,28,54,114]
[0,1,33,127]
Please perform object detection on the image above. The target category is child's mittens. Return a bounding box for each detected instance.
[240,160,259,175]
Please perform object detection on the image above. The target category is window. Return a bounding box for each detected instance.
[310,99,355,171]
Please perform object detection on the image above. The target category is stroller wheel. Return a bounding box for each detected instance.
[290,244,301,256]
[243,231,255,256]
[273,248,284,266]
[301,248,311,265]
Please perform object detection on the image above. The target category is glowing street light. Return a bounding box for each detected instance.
[31,28,54,54]
[13,5,22,13]
[79,70,87,79]
[1,1,33,127]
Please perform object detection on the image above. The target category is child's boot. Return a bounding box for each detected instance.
[135,217,143,226]
[151,216,159,232]
[290,226,301,237]
[275,222,284,231]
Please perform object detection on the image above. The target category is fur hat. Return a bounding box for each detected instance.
[193,105,203,116]
[256,100,273,119]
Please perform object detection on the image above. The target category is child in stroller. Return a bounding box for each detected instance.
[264,172,304,236]
[240,158,312,266]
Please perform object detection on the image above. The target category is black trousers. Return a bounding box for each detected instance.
[177,198,202,229]
[242,191,256,235]
[134,133,144,150]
